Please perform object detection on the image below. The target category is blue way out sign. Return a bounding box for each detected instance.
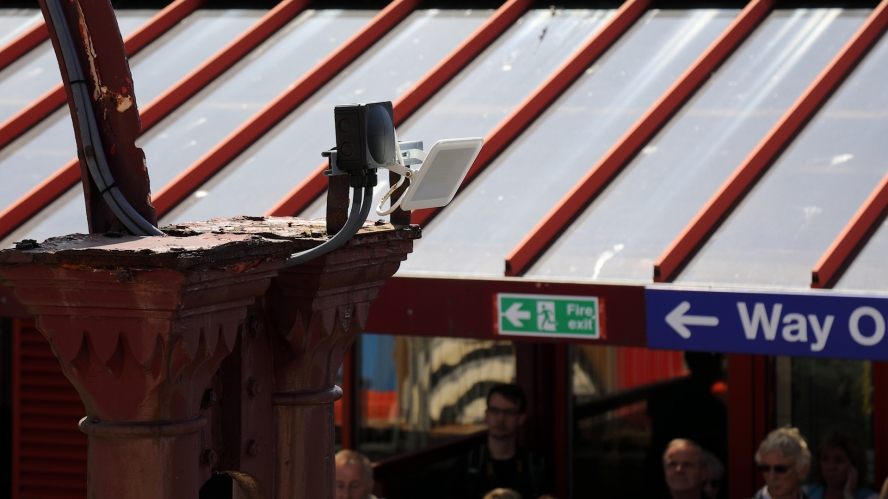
[646,287,888,361]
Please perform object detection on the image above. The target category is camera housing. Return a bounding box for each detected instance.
[333,102,398,172]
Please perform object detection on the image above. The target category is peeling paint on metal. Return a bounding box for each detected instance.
[74,0,134,113]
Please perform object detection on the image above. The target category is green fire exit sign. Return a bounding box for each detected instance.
[496,293,600,339]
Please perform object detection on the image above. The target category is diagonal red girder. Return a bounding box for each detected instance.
[265,0,535,218]
[0,0,314,242]
[152,0,422,217]
[0,19,47,73]
[655,0,888,283]
[0,0,205,153]
[506,0,774,277]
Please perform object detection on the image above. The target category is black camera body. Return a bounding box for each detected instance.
[333,101,397,173]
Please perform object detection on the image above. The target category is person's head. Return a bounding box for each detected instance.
[815,431,867,488]
[482,488,522,499]
[700,450,725,499]
[663,439,704,496]
[335,450,373,499]
[485,384,527,440]
[755,427,811,498]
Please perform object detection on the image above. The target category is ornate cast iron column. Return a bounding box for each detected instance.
[0,232,293,499]
[164,217,419,499]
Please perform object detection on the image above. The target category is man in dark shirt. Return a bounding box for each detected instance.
[453,384,547,499]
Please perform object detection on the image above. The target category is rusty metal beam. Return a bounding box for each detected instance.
[39,0,161,233]
[0,0,311,243]
[0,19,48,73]
[0,0,203,153]
[409,0,652,229]
[505,0,773,277]
[655,0,888,283]
[151,0,421,218]
[265,0,534,217]
[812,171,888,288]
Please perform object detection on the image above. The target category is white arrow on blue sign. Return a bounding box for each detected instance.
[646,286,888,360]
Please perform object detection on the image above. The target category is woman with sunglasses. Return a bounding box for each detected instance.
[750,428,812,499]
[805,432,877,499]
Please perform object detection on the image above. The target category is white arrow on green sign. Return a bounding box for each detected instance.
[496,293,600,339]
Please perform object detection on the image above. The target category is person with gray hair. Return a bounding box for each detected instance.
[663,439,705,499]
[750,427,812,499]
[335,450,379,499]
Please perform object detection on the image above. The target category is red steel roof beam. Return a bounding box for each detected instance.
[152,0,421,217]
[812,170,888,288]
[410,0,652,229]
[0,0,313,242]
[505,0,774,277]
[266,0,535,217]
[0,20,48,73]
[655,0,888,283]
[0,0,204,153]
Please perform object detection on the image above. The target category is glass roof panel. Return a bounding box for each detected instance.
[162,9,490,224]
[0,10,263,244]
[301,8,618,220]
[0,11,176,214]
[529,9,867,282]
[399,9,737,276]
[678,15,888,288]
[129,10,268,108]
[0,10,43,47]
[397,8,614,155]
[0,11,150,124]
[136,10,374,190]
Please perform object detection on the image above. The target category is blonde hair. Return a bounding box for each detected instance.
[755,427,810,472]
[483,488,523,499]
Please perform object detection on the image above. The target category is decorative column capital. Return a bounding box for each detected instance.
[161,216,421,392]
[0,231,294,423]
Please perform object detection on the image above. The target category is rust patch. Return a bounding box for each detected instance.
[74,0,134,114]
[228,259,263,274]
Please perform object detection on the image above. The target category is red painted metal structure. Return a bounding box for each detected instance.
[505,0,774,276]
[151,0,422,217]
[267,0,535,218]
[655,0,888,283]
[409,0,652,229]
[0,20,47,73]
[0,0,312,242]
[3,0,888,497]
[0,0,204,153]
[812,169,888,288]
[365,275,647,347]
[727,355,776,495]
[11,318,87,499]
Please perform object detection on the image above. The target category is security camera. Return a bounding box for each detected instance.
[324,101,483,215]
[287,102,482,268]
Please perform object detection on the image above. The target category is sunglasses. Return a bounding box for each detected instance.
[757,464,791,474]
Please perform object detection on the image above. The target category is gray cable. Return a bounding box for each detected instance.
[285,186,372,267]
[44,0,162,237]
